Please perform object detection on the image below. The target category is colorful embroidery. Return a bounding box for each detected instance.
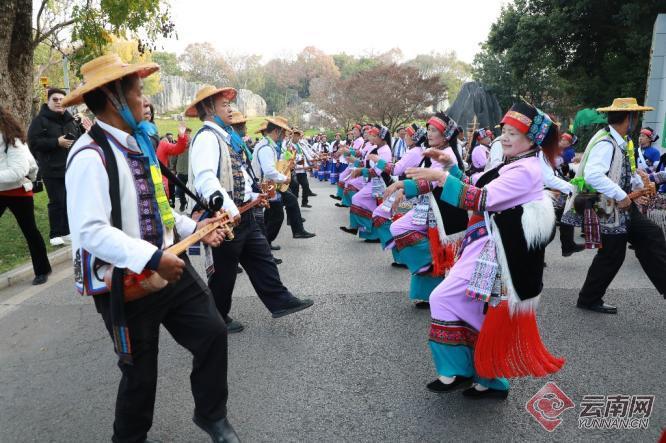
[126,155,163,248]
[460,184,487,211]
[394,231,427,251]
[505,110,532,128]
[372,216,390,227]
[416,179,431,195]
[429,319,478,347]
[350,205,373,220]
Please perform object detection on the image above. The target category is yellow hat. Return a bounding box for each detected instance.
[184,85,238,117]
[62,54,159,107]
[230,111,247,125]
[596,97,654,113]
[291,127,304,136]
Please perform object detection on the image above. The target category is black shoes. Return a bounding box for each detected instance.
[236,266,243,274]
[301,203,312,208]
[273,258,283,265]
[391,262,408,269]
[193,415,240,443]
[363,238,380,243]
[270,244,281,251]
[293,231,316,239]
[308,192,317,197]
[272,298,314,318]
[32,274,48,285]
[330,194,341,200]
[426,376,473,393]
[576,300,617,314]
[462,386,509,400]
[339,226,358,235]
[334,203,346,207]
[225,318,245,334]
[414,301,430,309]
[562,244,585,257]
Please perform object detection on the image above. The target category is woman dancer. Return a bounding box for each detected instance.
[384,113,469,308]
[403,101,565,399]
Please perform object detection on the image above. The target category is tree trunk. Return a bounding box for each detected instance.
[0,0,33,126]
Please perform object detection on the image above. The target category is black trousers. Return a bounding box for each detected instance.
[0,196,51,276]
[42,177,69,238]
[94,260,228,443]
[264,190,304,242]
[290,172,313,205]
[174,173,188,205]
[556,207,577,251]
[579,205,666,305]
[208,212,296,320]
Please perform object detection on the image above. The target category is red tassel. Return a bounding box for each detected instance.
[474,300,565,379]
[428,226,446,275]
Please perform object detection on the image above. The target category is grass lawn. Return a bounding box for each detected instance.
[0,191,62,274]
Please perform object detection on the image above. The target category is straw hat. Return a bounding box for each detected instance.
[255,116,291,134]
[184,85,238,117]
[596,97,654,113]
[291,127,304,136]
[62,54,159,107]
[230,111,247,125]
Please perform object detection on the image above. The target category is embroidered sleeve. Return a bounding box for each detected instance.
[353,160,361,168]
[403,179,432,198]
[441,174,488,211]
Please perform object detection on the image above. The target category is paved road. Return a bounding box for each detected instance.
[0,179,664,442]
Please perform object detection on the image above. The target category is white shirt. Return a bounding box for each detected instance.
[66,119,196,274]
[486,138,504,171]
[583,126,628,201]
[393,137,407,160]
[254,138,288,183]
[539,151,574,194]
[190,121,249,217]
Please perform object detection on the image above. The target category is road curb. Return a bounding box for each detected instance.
[0,247,71,291]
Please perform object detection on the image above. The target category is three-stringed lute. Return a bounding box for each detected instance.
[104,183,276,301]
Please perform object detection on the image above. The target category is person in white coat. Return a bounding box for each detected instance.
[0,107,51,285]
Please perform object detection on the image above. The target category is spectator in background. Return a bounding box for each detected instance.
[27,88,85,246]
[636,127,661,172]
[173,128,192,212]
[156,122,189,204]
[0,106,51,285]
[559,132,577,178]
[391,127,407,161]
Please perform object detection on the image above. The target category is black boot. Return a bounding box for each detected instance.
[339,226,358,235]
[193,415,240,443]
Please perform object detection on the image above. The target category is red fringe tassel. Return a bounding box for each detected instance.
[474,300,565,378]
[428,226,457,276]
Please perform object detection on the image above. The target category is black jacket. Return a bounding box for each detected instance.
[27,104,83,178]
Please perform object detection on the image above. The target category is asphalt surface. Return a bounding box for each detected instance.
[0,179,664,442]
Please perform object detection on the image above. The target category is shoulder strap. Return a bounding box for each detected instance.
[88,124,122,230]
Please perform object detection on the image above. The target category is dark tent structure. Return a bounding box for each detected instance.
[446,81,503,133]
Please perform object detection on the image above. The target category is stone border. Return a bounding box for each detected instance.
[0,247,71,291]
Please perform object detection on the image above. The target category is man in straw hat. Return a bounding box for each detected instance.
[251,116,316,242]
[287,127,316,208]
[63,54,239,442]
[561,97,666,314]
[186,87,314,334]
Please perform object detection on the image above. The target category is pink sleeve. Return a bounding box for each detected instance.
[483,163,535,211]
[472,145,489,169]
[393,148,422,176]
